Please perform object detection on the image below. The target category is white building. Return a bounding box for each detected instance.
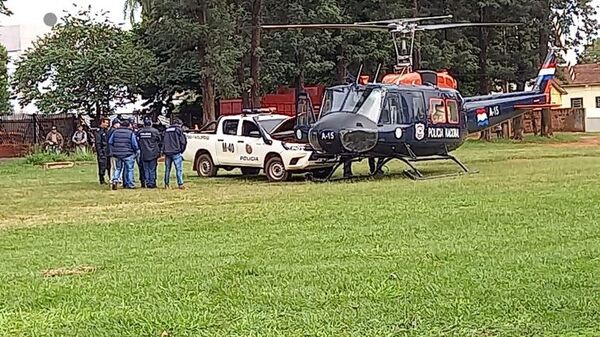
[0,24,52,114]
[558,63,600,132]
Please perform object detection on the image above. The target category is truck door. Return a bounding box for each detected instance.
[237,120,264,167]
[217,118,241,165]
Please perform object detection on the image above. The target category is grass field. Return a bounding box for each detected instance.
[2,135,600,336]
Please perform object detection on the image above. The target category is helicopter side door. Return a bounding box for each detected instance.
[377,93,405,143]
[388,91,426,143]
[294,92,316,141]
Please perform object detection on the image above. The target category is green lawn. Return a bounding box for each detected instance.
[2,136,600,336]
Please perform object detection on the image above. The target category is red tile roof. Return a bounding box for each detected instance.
[557,63,600,86]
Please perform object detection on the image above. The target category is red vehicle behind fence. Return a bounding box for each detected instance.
[219,85,325,117]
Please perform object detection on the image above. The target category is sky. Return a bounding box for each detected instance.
[2,0,600,61]
[3,0,131,27]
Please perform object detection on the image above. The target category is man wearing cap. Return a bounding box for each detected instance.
[137,118,162,189]
[162,119,187,189]
[108,119,140,190]
[45,126,64,153]
[95,118,111,185]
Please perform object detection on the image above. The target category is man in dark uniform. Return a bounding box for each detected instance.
[95,118,111,184]
[137,118,162,189]
[162,119,187,189]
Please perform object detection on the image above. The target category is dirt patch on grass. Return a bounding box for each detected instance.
[42,265,97,278]
[550,135,600,148]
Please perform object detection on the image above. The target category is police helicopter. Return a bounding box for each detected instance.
[263,16,558,180]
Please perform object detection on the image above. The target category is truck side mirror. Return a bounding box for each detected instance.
[249,130,261,138]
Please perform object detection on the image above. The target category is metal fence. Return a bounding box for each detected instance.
[0,113,79,158]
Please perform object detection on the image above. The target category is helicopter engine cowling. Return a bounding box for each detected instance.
[308,112,378,154]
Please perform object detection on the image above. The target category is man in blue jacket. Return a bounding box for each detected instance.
[108,120,140,190]
[162,119,187,189]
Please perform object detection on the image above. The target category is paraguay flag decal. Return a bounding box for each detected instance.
[476,108,489,127]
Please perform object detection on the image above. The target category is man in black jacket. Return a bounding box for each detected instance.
[162,119,187,189]
[138,118,162,189]
[95,118,111,185]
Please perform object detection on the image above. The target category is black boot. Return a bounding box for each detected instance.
[343,161,353,179]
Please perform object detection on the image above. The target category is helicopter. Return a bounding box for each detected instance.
[262,16,558,180]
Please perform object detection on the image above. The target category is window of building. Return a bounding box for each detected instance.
[596,97,600,109]
[571,98,583,109]
[429,98,446,124]
[446,99,459,124]
[222,120,239,135]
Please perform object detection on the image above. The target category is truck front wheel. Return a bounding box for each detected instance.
[265,156,290,182]
[196,153,218,177]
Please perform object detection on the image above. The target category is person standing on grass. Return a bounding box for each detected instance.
[108,118,121,183]
[137,117,161,189]
[108,119,140,190]
[130,118,146,188]
[95,118,111,185]
[72,125,88,153]
[162,118,187,189]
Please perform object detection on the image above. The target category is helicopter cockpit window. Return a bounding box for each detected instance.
[410,93,426,120]
[320,87,384,123]
[446,99,459,124]
[429,99,447,124]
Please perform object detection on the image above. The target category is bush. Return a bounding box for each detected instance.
[69,150,97,162]
[24,148,96,165]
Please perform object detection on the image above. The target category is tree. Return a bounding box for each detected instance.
[0,0,11,16]
[137,0,242,123]
[12,8,157,117]
[0,45,11,115]
[580,39,600,63]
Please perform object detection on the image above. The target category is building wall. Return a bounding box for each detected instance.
[561,84,600,132]
[0,24,52,114]
[548,85,563,106]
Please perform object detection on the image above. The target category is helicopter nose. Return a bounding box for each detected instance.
[308,112,378,154]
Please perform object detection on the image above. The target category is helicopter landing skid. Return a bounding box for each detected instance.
[307,154,477,182]
[396,154,477,180]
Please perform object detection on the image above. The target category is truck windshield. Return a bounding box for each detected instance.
[258,118,288,134]
[320,86,384,123]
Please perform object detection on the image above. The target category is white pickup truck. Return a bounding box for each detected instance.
[182,113,337,182]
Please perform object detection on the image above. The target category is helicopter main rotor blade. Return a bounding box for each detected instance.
[356,15,453,25]
[415,22,521,30]
[261,23,389,31]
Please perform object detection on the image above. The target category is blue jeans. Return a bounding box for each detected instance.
[164,153,184,187]
[112,155,136,188]
[143,159,158,188]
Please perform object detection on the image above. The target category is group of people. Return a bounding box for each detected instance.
[44,124,91,153]
[95,117,188,190]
